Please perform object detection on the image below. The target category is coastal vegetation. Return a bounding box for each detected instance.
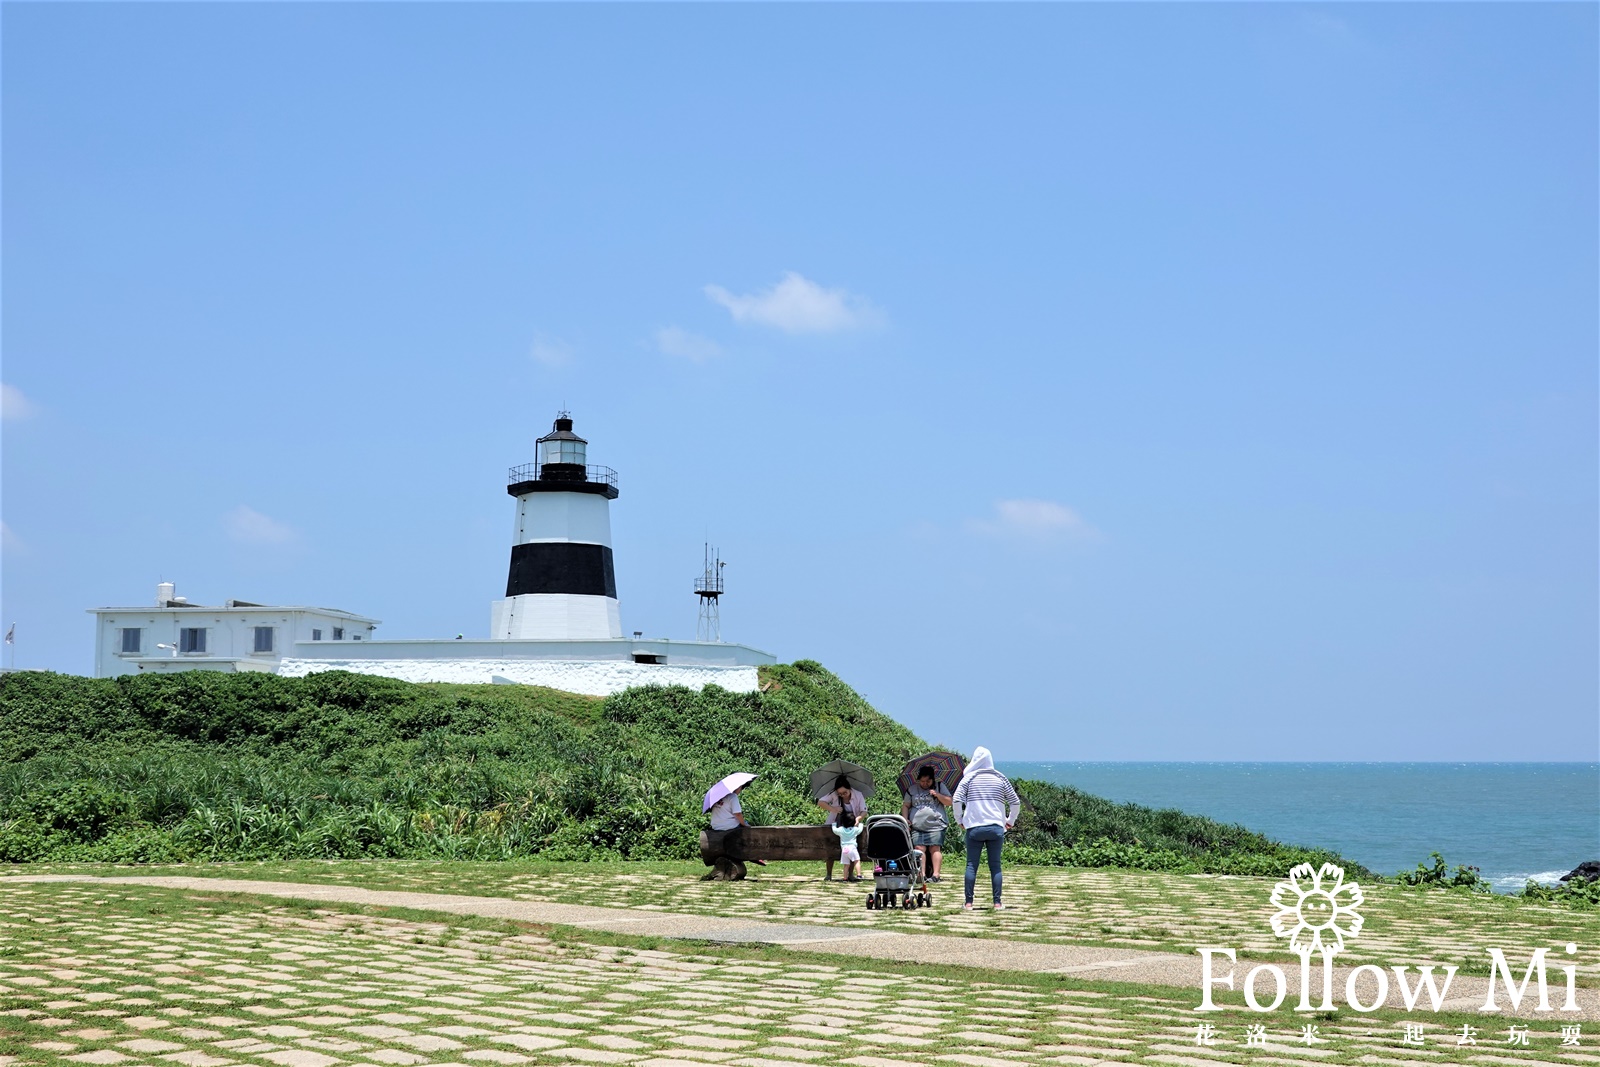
[1391,851,1599,908]
[1520,876,1600,907]
[1398,851,1491,892]
[4,663,1360,874]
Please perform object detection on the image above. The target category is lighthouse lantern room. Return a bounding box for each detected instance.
[489,414,623,640]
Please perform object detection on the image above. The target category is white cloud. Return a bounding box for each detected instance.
[223,505,297,546]
[704,271,883,334]
[1,384,35,420]
[655,326,722,362]
[530,336,574,367]
[1,521,25,555]
[969,499,1099,542]
[1300,10,1357,44]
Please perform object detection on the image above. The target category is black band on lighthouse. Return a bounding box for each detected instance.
[505,542,617,599]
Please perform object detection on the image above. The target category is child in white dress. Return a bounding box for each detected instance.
[831,811,864,882]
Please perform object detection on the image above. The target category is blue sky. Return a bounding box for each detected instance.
[3,4,1594,761]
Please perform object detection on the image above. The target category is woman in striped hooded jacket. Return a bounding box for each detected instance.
[951,747,1021,910]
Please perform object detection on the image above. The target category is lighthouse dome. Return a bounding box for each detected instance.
[538,416,587,468]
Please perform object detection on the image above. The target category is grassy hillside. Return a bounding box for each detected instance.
[0,663,1361,876]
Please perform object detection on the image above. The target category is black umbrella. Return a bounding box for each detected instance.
[809,759,875,800]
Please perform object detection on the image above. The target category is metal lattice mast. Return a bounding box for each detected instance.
[695,543,724,642]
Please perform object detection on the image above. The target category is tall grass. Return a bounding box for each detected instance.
[0,663,1362,875]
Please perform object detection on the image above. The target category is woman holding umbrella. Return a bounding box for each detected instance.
[901,764,954,882]
[703,772,767,868]
[812,760,871,882]
[705,772,755,833]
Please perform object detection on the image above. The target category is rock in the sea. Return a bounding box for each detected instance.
[1560,861,1600,883]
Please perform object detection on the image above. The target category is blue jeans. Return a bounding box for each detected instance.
[964,824,1005,904]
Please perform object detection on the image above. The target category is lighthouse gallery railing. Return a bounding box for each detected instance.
[507,463,618,489]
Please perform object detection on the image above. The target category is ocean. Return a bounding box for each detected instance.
[997,762,1600,892]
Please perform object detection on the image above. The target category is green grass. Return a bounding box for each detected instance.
[10,858,1594,977]
[1,879,1590,1067]
[4,663,1362,874]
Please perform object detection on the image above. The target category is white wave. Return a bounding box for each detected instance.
[1490,869,1570,889]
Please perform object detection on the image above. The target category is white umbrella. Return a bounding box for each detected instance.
[703,771,756,813]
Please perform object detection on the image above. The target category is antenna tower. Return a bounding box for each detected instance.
[695,543,725,642]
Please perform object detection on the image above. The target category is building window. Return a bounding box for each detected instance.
[179,627,207,654]
[120,628,142,654]
[332,627,344,640]
[312,628,322,641]
[253,626,275,654]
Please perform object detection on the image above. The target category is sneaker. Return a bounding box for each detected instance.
[993,902,1007,910]
[962,902,974,910]
[927,875,942,883]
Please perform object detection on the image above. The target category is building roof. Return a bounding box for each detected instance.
[537,415,587,444]
[87,604,381,623]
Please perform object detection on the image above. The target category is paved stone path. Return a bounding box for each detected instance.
[457,864,1595,974]
[8,876,1594,1021]
[4,878,1597,1067]
[77,858,1594,978]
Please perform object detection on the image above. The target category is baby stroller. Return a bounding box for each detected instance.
[862,813,932,910]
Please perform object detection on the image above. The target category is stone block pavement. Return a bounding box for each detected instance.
[90,858,1592,979]
[482,864,1595,980]
[3,878,1598,1067]
[5,876,1595,1022]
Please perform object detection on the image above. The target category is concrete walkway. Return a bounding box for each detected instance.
[7,874,1593,1020]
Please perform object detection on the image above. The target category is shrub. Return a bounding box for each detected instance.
[1519,877,1600,908]
[0,666,1357,873]
[1398,851,1490,892]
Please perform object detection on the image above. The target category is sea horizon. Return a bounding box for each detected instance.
[996,760,1599,892]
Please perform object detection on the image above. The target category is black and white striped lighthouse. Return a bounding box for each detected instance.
[489,414,622,640]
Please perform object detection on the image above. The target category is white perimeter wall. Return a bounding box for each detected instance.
[514,492,612,546]
[288,637,775,667]
[277,657,760,696]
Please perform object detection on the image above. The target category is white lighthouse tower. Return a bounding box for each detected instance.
[489,414,623,640]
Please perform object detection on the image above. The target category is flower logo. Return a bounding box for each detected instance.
[1269,862,1364,958]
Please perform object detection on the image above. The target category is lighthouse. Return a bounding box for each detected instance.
[96,408,777,690]
[489,414,623,640]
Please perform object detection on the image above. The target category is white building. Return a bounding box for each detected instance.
[90,582,379,677]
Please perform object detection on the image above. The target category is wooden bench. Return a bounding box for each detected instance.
[699,825,868,881]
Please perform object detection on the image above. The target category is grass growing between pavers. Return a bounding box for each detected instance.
[0,880,1594,1067]
[9,861,1596,980]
